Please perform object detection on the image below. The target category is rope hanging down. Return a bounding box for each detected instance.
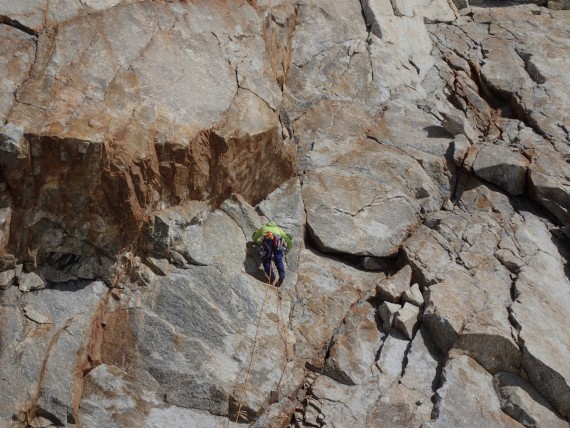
[234,274,273,424]
[232,262,292,427]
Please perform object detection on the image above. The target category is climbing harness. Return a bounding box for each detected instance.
[259,234,289,261]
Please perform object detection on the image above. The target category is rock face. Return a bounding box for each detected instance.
[0,1,569,427]
[0,0,296,268]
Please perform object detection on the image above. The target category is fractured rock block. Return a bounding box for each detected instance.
[361,0,395,37]
[376,265,412,303]
[494,372,567,428]
[379,301,401,328]
[0,269,15,290]
[471,145,529,196]
[220,193,262,239]
[304,403,322,426]
[452,134,471,167]
[304,167,420,258]
[325,302,384,385]
[393,303,420,340]
[376,330,409,378]
[391,0,456,22]
[402,283,424,307]
[23,305,51,324]
[494,249,525,273]
[401,328,442,395]
[18,271,46,292]
[441,111,478,143]
[427,356,524,427]
[366,382,432,427]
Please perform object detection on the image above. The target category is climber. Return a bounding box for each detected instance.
[252,221,293,287]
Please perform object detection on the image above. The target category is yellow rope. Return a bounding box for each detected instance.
[234,273,272,424]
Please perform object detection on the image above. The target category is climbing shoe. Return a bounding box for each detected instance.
[275,277,284,287]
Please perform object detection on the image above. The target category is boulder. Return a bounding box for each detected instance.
[303,166,419,258]
[393,303,420,340]
[452,135,472,167]
[376,265,412,303]
[402,283,424,307]
[471,145,529,196]
[403,225,457,286]
[378,301,401,328]
[495,248,526,273]
[440,111,478,143]
[18,271,46,292]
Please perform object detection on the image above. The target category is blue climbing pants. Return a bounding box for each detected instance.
[262,251,285,283]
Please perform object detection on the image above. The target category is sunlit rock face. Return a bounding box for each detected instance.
[0,0,296,265]
[0,0,569,427]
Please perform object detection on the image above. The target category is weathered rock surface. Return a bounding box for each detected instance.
[0,0,569,427]
[291,248,377,367]
[426,355,524,427]
[324,301,383,385]
[494,371,568,428]
[0,281,108,427]
[0,0,296,269]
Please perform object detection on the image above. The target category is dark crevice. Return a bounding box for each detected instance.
[0,16,39,36]
[33,406,64,427]
[514,49,546,85]
[358,0,373,34]
[435,23,551,144]
[304,223,397,273]
[399,339,415,378]
[428,353,449,421]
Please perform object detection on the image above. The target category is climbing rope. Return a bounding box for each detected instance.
[274,293,292,395]
[234,273,273,424]
[232,262,293,427]
[254,282,293,428]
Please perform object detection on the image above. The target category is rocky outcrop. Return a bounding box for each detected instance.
[0,0,569,427]
[0,0,296,273]
[0,281,108,427]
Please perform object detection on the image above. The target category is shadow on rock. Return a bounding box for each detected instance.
[244,242,266,283]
